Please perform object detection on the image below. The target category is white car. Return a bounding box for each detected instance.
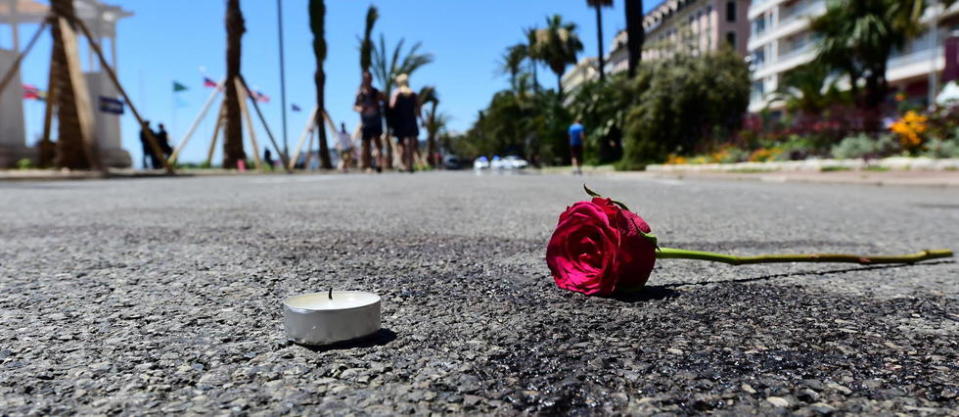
[473,156,490,170]
[503,155,529,169]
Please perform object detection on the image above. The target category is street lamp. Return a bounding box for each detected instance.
[277,0,289,160]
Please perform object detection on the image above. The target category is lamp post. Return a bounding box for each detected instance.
[277,0,289,160]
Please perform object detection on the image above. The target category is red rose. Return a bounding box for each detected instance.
[546,198,657,296]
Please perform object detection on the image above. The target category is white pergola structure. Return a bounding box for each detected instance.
[0,0,133,168]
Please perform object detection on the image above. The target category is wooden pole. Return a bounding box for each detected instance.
[57,16,102,172]
[72,18,174,174]
[206,102,226,167]
[235,78,262,171]
[169,84,222,164]
[39,55,59,167]
[288,106,318,170]
[238,75,291,173]
[0,20,47,97]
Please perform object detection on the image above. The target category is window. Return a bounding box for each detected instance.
[726,31,736,48]
[726,1,736,22]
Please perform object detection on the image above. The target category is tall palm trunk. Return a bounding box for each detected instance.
[427,101,437,167]
[594,5,606,82]
[625,0,645,77]
[309,0,332,169]
[224,0,246,168]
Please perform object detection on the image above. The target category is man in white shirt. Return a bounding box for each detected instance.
[336,123,355,173]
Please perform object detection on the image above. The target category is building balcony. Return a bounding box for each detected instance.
[748,0,788,20]
[747,0,825,51]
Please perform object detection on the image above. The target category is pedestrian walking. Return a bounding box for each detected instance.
[389,73,420,173]
[336,123,355,173]
[139,120,157,169]
[568,119,586,175]
[354,71,386,173]
[156,123,173,160]
[264,148,275,170]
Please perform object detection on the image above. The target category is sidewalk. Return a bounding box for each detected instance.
[614,169,959,187]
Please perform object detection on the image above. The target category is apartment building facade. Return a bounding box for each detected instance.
[748,0,959,112]
[642,0,751,60]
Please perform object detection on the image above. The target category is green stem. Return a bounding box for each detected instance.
[656,247,953,266]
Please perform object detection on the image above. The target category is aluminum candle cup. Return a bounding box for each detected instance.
[283,291,381,346]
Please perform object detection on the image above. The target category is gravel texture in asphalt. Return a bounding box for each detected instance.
[1,173,957,416]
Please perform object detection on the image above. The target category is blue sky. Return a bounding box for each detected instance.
[10,0,650,166]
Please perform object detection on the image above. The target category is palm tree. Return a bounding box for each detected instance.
[529,15,583,97]
[587,0,613,82]
[224,0,247,169]
[359,5,378,73]
[309,0,332,169]
[624,0,645,77]
[768,62,842,114]
[811,0,925,131]
[372,36,434,101]
[500,43,529,91]
[372,36,434,168]
[418,86,447,167]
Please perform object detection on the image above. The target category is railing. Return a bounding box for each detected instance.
[888,47,938,69]
[779,0,825,27]
[777,42,815,63]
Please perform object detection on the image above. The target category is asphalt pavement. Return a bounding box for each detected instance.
[1,172,957,415]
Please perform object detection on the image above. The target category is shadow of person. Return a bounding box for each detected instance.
[301,328,398,352]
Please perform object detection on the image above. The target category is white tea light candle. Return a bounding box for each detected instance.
[283,291,381,346]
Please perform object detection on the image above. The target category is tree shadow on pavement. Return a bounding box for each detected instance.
[660,260,955,289]
[300,328,398,352]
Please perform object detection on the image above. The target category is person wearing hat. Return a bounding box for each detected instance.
[389,73,421,173]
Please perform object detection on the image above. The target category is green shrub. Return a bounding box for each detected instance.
[922,138,959,158]
[16,158,33,170]
[830,134,898,159]
[622,49,750,166]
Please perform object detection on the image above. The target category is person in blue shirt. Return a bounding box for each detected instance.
[568,120,586,175]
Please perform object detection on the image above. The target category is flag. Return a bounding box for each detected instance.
[253,91,270,103]
[22,84,42,100]
[99,96,124,115]
[291,104,302,112]
[173,81,189,92]
[203,77,218,88]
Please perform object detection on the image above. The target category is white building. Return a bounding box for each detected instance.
[747,0,959,112]
[0,0,132,168]
[560,57,600,101]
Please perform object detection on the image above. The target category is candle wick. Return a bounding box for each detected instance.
[329,288,333,300]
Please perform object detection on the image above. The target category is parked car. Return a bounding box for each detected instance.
[442,155,462,170]
[490,155,506,170]
[503,155,529,169]
[473,156,490,170]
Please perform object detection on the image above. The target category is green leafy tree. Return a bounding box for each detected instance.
[810,0,926,131]
[769,62,847,114]
[371,36,434,167]
[587,0,613,82]
[309,0,332,169]
[418,86,448,167]
[569,74,637,163]
[529,15,583,97]
[500,43,529,91]
[622,50,750,168]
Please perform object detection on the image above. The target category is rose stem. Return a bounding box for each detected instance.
[656,247,953,265]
